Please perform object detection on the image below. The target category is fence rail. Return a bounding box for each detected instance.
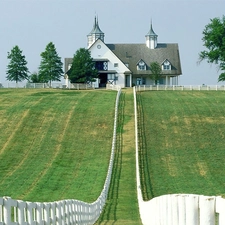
[0,88,121,225]
[0,83,97,89]
[136,85,225,91]
[0,83,66,89]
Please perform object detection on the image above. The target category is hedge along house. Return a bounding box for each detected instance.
[64,17,182,88]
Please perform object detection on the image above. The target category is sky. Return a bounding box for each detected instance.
[0,0,224,86]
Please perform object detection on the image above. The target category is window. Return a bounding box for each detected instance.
[142,77,146,85]
[137,78,142,85]
[114,63,118,67]
[162,60,171,70]
[96,61,108,71]
[108,74,115,80]
[163,64,170,70]
[137,60,146,70]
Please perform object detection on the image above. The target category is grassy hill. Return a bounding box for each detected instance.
[1,88,225,224]
[137,91,225,200]
[0,89,116,202]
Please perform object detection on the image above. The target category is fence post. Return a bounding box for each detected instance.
[199,196,215,225]
[27,202,36,225]
[216,197,225,225]
[186,195,199,225]
[43,203,50,224]
[36,202,44,225]
[178,195,186,225]
[3,197,14,225]
[17,200,27,225]
[50,202,56,225]
[0,198,3,223]
[172,195,179,225]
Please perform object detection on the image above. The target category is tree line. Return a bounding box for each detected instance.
[6,42,63,85]
[6,43,98,86]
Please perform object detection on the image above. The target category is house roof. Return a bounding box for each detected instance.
[106,43,182,75]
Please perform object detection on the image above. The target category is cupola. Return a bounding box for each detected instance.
[145,21,158,49]
[87,16,105,48]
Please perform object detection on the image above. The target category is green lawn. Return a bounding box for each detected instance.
[0,89,116,202]
[137,91,225,200]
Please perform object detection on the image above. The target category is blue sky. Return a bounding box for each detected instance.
[0,0,224,85]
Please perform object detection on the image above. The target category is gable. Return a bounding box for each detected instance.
[88,39,131,74]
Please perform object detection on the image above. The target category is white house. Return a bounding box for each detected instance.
[65,17,182,88]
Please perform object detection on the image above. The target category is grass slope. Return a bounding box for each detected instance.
[0,89,116,202]
[137,91,225,200]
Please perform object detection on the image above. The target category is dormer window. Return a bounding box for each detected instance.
[162,59,171,70]
[137,60,146,70]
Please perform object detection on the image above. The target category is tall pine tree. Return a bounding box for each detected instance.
[39,42,63,86]
[6,45,29,83]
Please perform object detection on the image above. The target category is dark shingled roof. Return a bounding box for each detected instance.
[106,43,182,75]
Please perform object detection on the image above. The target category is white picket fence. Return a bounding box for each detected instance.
[0,88,121,225]
[136,84,225,91]
[0,83,66,89]
[133,86,225,225]
[141,194,225,225]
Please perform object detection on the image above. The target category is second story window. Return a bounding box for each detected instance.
[96,61,108,71]
[162,60,171,70]
[137,60,146,70]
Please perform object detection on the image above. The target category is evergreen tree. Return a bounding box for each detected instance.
[6,46,29,83]
[39,42,63,86]
[199,16,225,81]
[68,48,98,83]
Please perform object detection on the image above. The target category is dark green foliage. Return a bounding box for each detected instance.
[150,62,162,85]
[29,72,42,83]
[39,42,63,85]
[6,46,29,83]
[68,48,98,83]
[199,15,225,81]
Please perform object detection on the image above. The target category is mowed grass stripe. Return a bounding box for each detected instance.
[137,91,225,200]
[19,104,77,200]
[0,89,116,202]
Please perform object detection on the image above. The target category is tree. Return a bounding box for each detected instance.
[199,16,225,82]
[68,48,98,83]
[39,42,63,86]
[6,46,29,83]
[29,72,42,83]
[150,62,162,85]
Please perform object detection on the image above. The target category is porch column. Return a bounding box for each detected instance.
[130,74,132,87]
[166,76,170,85]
